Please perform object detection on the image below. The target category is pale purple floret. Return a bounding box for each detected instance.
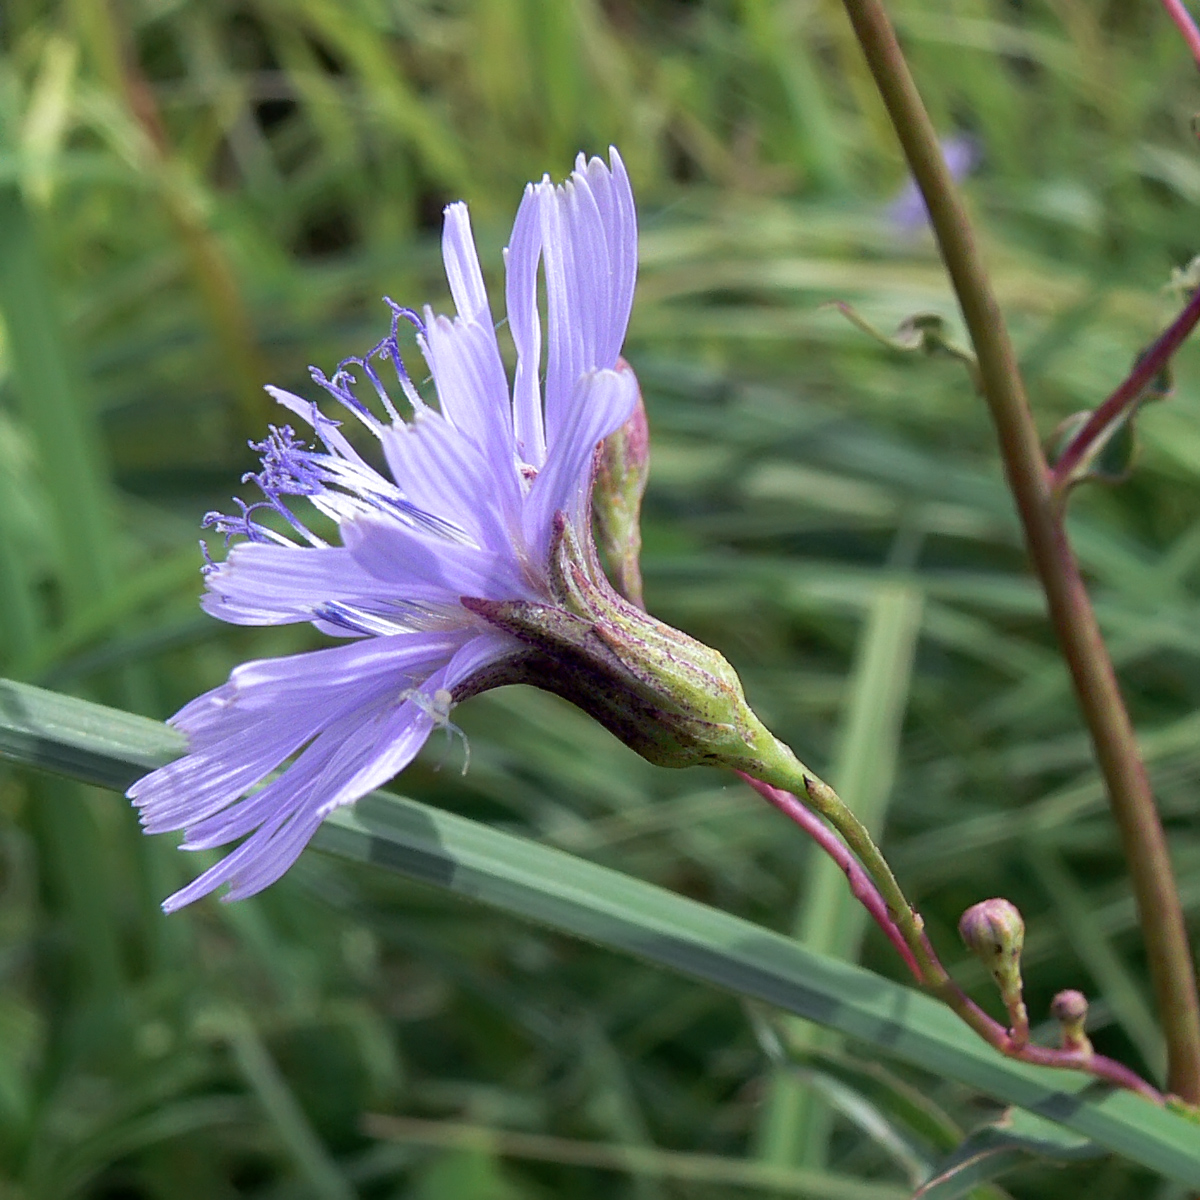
[129,150,641,911]
[887,134,977,233]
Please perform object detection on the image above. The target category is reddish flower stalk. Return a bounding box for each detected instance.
[1163,0,1200,68]
[1049,286,1200,493]
[738,772,922,980]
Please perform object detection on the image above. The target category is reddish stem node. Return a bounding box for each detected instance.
[1049,287,1200,493]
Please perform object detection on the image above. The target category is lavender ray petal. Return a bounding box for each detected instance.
[162,802,300,912]
[523,364,640,560]
[504,182,546,468]
[217,807,329,904]
[419,314,519,506]
[442,202,493,322]
[539,151,638,453]
[379,410,514,556]
[538,177,585,451]
[200,543,414,627]
[265,385,366,465]
[442,628,518,692]
[582,147,637,369]
[343,515,537,603]
[130,633,465,839]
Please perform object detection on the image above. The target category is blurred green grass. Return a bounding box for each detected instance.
[2,1,1200,1196]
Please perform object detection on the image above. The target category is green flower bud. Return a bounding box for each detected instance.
[592,379,650,608]
[959,897,1028,1043]
[958,897,1024,974]
[1050,989,1092,1055]
[460,514,799,777]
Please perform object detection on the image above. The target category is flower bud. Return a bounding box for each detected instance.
[959,898,1028,1043]
[1051,989,1092,1055]
[460,514,798,778]
[592,382,650,608]
[958,898,1024,976]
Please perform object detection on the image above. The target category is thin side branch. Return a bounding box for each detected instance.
[737,772,921,980]
[1050,288,1200,492]
[1162,0,1200,67]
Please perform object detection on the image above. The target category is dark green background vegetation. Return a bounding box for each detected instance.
[1,1,1199,1196]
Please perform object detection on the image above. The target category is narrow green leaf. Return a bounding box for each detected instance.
[2,677,1199,1186]
[912,1108,1105,1199]
[365,1112,908,1198]
[225,1016,356,1200]
[0,678,184,792]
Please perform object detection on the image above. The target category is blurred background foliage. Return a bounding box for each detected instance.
[1,0,1200,1196]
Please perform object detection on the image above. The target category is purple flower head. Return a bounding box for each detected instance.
[130,150,642,911]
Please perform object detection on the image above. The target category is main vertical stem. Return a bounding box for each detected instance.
[839,0,1200,1101]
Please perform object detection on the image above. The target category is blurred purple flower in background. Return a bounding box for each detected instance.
[129,151,640,911]
[887,134,978,233]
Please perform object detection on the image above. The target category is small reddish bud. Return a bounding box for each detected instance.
[1051,989,1092,1055]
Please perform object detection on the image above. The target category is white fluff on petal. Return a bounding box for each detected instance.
[131,149,640,909]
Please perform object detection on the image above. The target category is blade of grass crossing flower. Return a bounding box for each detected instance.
[755,581,924,1176]
[1,679,1200,1183]
[317,800,1200,1183]
[0,680,185,789]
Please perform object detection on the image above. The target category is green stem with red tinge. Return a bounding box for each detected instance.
[743,771,1162,1102]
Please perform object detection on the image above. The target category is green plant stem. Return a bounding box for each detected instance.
[837,0,1200,1104]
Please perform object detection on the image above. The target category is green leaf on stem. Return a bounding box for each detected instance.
[826,303,979,384]
[1048,346,1173,493]
[1049,409,1138,489]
